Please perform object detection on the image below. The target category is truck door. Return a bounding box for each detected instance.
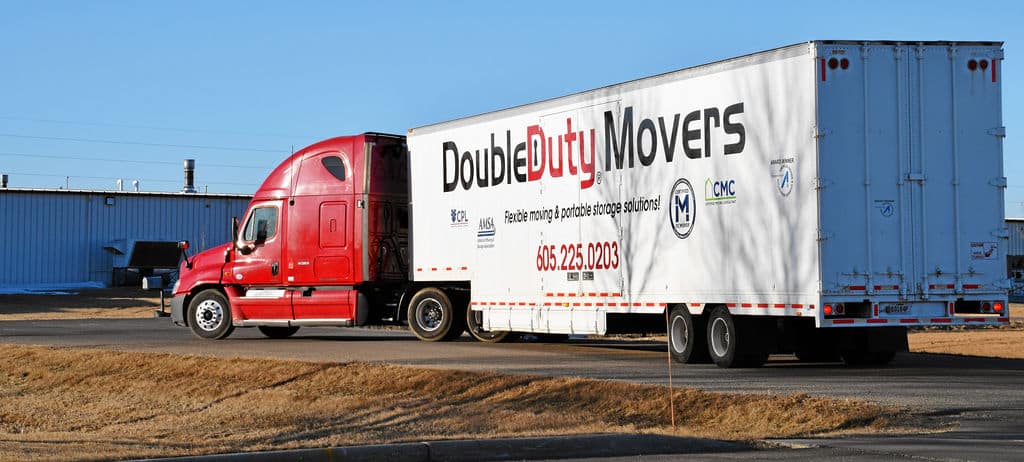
[231,201,290,318]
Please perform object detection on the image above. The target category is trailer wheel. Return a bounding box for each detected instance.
[706,306,766,368]
[187,289,235,340]
[407,288,460,342]
[258,326,299,339]
[841,350,896,367]
[465,307,510,343]
[668,305,709,364]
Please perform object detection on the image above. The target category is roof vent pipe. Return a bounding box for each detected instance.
[182,159,196,193]
[132,180,140,192]
[116,178,123,191]
[1,174,7,188]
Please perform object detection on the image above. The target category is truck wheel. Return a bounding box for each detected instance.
[465,307,510,343]
[706,306,766,368]
[187,289,235,340]
[258,326,299,339]
[407,288,460,342]
[668,305,710,364]
[841,350,896,367]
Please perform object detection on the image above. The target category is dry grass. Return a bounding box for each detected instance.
[909,329,1024,359]
[0,288,160,321]
[0,344,908,461]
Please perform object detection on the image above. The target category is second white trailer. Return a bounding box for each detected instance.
[407,41,1009,367]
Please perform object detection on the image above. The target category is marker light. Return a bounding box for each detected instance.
[994,302,1004,313]
[982,302,992,312]
[828,58,839,70]
[836,304,845,315]
[840,58,849,69]
[979,59,989,70]
[824,304,833,315]
[968,59,978,71]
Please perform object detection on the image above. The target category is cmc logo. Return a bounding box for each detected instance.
[668,178,696,239]
[704,178,736,204]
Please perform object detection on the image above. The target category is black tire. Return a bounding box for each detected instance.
[407,288,461,342]
[841,350,896,367]
[258,326,300,339]
[668,305,710,364]
[465,307,510,343]
[706,306,766,368]
[187,289,235,340]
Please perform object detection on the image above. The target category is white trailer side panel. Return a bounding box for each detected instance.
[409,44,820,334]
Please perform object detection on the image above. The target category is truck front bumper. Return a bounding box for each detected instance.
[170,295,187,326]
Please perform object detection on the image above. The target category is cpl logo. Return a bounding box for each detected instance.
[668,178,696,239]
[450,209,469,227]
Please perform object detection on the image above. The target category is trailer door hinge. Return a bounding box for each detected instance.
[906,173,925,182]
[987,126,1006,138]
[812,126,832,139]
[989,177,1008,188]
[356,199,366,208]
[817,229,834,241]
[813,177,832,190]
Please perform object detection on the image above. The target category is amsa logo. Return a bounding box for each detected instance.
[668,178,696,239]
[704,178,736,205]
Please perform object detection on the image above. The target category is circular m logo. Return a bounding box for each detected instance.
[668,178,696,239]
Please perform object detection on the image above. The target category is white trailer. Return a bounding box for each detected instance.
[407,41,1009,367]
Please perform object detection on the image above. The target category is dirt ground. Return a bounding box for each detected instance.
[0,288,163,321]
[0,344,910,461]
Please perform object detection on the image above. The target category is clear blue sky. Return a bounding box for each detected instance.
[2,1,1022,215]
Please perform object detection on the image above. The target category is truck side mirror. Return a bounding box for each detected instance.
[255,220,269,245]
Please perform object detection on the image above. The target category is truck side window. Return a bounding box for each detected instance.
[242,207,278,241]
[322,156,346,182]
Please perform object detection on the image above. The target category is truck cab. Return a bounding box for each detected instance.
[170,133,410,339]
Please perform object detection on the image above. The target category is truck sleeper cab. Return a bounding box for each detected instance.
[170,133,432,339]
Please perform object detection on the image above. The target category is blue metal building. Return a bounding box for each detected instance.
[0,188,251,286]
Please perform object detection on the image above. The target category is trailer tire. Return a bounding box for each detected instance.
[407,288,459,342]
[187,289,234,340]
[706,306,766,368]
[465,307,510,343]
[258,326,299,339]
[668,305,709,364]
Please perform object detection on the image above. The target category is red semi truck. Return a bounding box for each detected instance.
[171,41,1008,367]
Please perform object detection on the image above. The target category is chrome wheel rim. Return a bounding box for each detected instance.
[415,297,444,332]
[195,299,224,332]
[710,317,730,358]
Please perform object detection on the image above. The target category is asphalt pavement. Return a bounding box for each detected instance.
[2,318,1022,461]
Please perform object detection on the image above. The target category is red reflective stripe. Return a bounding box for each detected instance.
[757,303,769,308]
[572,303,581,307]
[660,303,668,307]
[596,303,605,307]
[963,284,979,289]
[556,293,565,297]
[568,293,577,297]
[689,303,702,307]
[645,302,656,307]
[416,268,423,272]
[612,292,622,297]
[543,302,552,306]
[963,317,987,323]
[820,58,827,81]
[460,266,468,271]
[866,319,888,324]
[498,302,506,306]
[992,59,997,82]
[489,302,497,306]
[632,302,641,307]
[900,318,918,324]
[430,267,437,271]
[930,318,952,323]
[791,304,804,308]
[599,292,609,296]
[848,285,866,291]
[726,303,737,308]
[832,319,855,324]
[773,304,786,308]
[518,302,527,306]
[584,303,593,307]
[588,292,597,297]
[741,303,753,308]
[998,317,1010,322]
